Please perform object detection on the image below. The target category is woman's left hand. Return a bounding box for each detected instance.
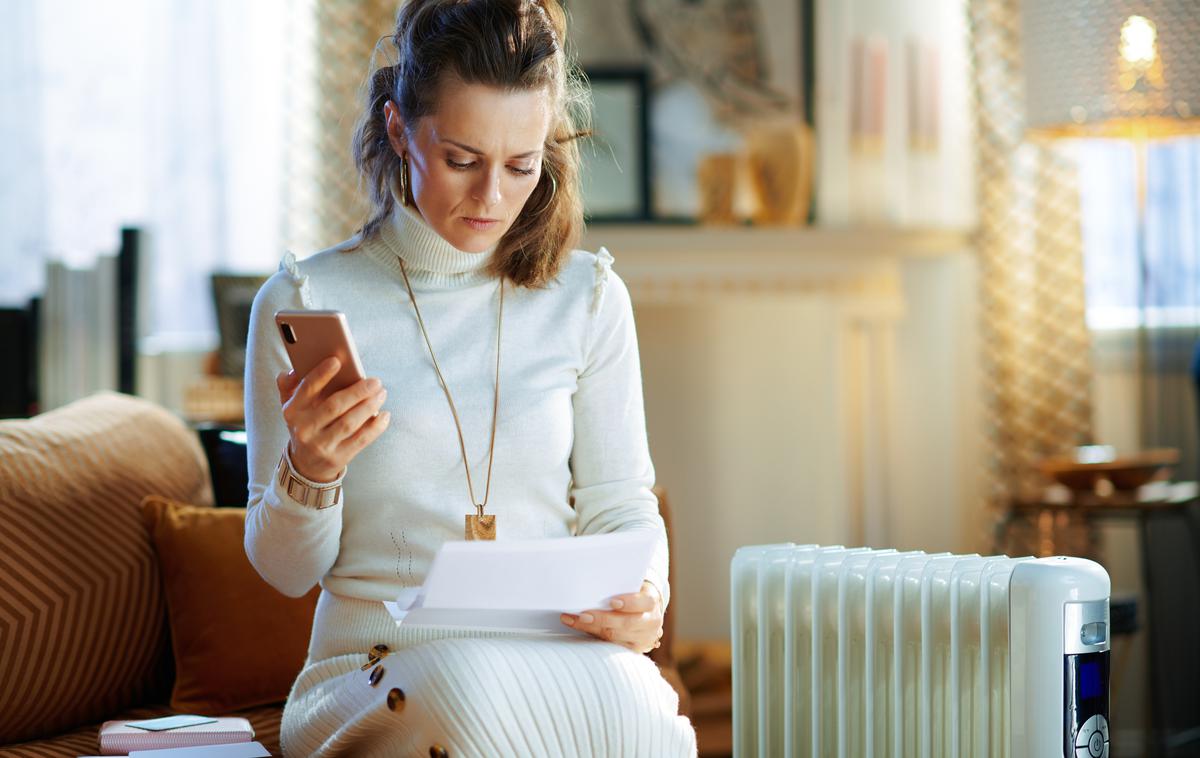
[561,581,665,653]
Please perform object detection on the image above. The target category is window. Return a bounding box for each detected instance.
[0,0,310,341]
[1076,137,1200,330]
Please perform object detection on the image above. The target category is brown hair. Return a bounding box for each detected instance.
[347,0,589,288]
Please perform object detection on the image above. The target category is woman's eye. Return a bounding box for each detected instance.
[445,158,535,177]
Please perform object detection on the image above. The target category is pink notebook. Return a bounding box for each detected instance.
[98,717,255,755]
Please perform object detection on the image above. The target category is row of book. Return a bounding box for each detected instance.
[35,228,143,413]
[91,716,266,757]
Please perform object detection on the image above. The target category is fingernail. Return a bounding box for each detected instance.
[580,613,594,624]
[561,614,575,626]
[611,599,624,609]
[367,378,382,390]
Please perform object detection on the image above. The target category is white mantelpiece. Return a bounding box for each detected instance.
[582,224,969,301]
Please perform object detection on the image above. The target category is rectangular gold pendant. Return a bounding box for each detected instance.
[465,514,496,540]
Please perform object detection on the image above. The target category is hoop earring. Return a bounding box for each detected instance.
[397,154,410,207]
[527,170,557,217]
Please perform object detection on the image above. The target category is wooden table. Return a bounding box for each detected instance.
[1000,481,1199,559]
[1001,481,1200,755]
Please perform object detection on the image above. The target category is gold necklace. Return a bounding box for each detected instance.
[398,257,504,541]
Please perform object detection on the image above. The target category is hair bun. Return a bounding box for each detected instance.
[530,0,567,48]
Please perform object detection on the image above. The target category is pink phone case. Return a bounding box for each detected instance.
[274,310,366,397]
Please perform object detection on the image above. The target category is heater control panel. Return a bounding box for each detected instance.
[1065,651,1110,758]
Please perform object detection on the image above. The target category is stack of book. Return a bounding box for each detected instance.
[95,716,267,757]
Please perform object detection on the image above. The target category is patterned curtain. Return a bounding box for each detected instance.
[968,0,1096,555]
[283,0,400,257]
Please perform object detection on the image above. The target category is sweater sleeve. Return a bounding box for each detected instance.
[242,260,344,598]
[570,250,671,611]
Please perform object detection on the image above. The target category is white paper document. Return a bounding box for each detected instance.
[382,530,658,635]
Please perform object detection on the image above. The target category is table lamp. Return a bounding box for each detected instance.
[1021,0,1200,443]
[1022,1,1200,140]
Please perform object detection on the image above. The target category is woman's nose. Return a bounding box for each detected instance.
[473,166,502,208]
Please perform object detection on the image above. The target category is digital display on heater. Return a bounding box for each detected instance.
[1080,661,1101,699]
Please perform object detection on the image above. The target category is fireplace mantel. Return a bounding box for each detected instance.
[581,224,971,304]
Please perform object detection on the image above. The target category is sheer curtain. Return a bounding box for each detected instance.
[967,0,1095,558]
[0,0,303,342]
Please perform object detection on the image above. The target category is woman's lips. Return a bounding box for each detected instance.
[463,217,499,231]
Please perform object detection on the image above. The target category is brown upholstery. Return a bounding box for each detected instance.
[0,392,217,745]
[0,391,685,754]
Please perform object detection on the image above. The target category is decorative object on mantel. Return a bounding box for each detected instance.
[580,67,654,222]
[628,0,815,224]
[745,119,815,226]
[1039,445,1180,494]
[846,33,889,224]
[628,0,796,124]
[815,0,974,228]
[695,152,741,225]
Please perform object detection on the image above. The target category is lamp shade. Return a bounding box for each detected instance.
[1021,0,1200,138]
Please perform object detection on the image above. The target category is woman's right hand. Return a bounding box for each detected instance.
[276,356,390,483]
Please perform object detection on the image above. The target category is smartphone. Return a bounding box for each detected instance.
[274,310,366,398]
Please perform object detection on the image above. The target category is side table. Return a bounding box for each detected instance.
[1001,481,1200,756]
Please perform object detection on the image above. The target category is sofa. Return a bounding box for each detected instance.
[0,391,687,757]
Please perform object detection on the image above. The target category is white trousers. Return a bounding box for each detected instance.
[280,592,697,758]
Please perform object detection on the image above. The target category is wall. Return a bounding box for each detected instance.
[638,249,981,640]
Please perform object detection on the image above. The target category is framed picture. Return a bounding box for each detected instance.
[211,273,269,378]
[619,0,815,223]
[579,66,653,222]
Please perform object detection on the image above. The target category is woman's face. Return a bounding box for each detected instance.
[384,79,552,253]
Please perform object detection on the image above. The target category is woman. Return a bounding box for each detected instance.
[242,1,696,755]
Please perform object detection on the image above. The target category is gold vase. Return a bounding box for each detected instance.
[745,120,815,226]
[696,152,741,225]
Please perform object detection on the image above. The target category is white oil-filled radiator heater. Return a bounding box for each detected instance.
[731,545,1111,758]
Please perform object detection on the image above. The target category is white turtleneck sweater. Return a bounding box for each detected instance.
[243,199,669,615]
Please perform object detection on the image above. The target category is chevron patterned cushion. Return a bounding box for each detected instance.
[0,392,215,745]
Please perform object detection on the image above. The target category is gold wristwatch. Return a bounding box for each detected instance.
[276,449,343,509]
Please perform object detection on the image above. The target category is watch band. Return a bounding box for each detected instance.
[276,449,343,509]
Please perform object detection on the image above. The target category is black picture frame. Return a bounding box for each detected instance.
[580,66,653,223]
[800,0,816,223]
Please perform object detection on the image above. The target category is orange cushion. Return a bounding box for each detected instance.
[139,496,320,714]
